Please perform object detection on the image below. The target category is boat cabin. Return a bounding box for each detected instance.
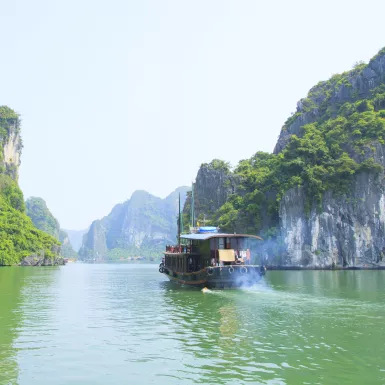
[163,229,262,274]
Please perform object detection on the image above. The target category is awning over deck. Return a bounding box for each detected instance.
[180,233,263,241]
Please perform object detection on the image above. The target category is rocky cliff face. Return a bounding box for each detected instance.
[274,49,385,154]
[0,107,60,265]
[2,125,22,180]
[80,220,108,259]
[0,110,22,180]
[187,48,385,268]
[270,49,385,268]
[276,142,385,267]
[79,187,189,260]
[279,172,385,267]
[183,160,238,225]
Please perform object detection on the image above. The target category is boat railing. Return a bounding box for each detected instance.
[165,245,199,254]
[205,265,266,276]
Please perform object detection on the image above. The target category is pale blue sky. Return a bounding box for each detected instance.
[1,0,384,230]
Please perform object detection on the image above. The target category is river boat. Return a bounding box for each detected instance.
[159,226,266,289]
[159,189,265,288]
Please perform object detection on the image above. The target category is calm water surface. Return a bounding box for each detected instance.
[1,264,385,385]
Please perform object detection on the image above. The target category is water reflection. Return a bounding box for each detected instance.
[218,304,238,338]
[161,282,289,384]
[0,268,23,385]
[2,265,385,385]
[161,272,385,385]
[268,270,385,302]
[0,267,58,385]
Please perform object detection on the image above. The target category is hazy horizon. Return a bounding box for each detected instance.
[2,0,385,230]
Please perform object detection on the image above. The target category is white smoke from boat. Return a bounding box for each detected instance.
[225,238,274,289]
[249,235,284,268]
[230,265,265,288]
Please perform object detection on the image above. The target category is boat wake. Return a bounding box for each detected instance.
[201,287,225,295]
[240,279,273,293]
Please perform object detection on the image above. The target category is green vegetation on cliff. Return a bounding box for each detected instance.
[0,107,59,265]
[26,197,77,258]
[194,48,385,235]
[200,159,231,174]
[0,177,59,265]
[26,197,60,238]
[0,106,19,140]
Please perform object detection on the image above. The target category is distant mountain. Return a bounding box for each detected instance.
[26,197,77,258]
[78,186,190,261]
[63,229,88,252]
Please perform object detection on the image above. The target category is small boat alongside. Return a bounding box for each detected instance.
[159,226,266,289]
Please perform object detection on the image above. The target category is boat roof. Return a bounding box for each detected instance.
[180,233,263,241]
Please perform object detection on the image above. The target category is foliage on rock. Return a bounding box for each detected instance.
[0,107,61,265]
[25,197,77,258]
[26,197,60,238]
[197,48,385,236]
[0,194,59,265]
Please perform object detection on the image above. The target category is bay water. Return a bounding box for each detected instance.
[1,264,385,384]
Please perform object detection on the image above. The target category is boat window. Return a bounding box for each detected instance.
[218,238,224,249]
[231,238,238,249]
[225,238,231,249]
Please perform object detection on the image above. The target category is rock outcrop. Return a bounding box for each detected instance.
[183,160,238,225]
[279,171,385,267]
[271,48,385,267]
[187,47,385,269]
[0,109,22,180]
[0,107,60,265]
[274,50,385,154]
[19,246,64,266]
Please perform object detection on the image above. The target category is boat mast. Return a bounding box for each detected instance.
[191,183,195,228]
[178,192,181,246]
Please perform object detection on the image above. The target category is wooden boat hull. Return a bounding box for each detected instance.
[161,265,265,289]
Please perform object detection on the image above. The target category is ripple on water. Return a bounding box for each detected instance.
[1,266,385,385]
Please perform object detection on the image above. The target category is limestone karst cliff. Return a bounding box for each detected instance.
[0,107,60,265]
[187,47,385,268]
[79,187,189,260]
[182,160,238,226]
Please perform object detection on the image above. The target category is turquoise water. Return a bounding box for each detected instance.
[1,264,385,384]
